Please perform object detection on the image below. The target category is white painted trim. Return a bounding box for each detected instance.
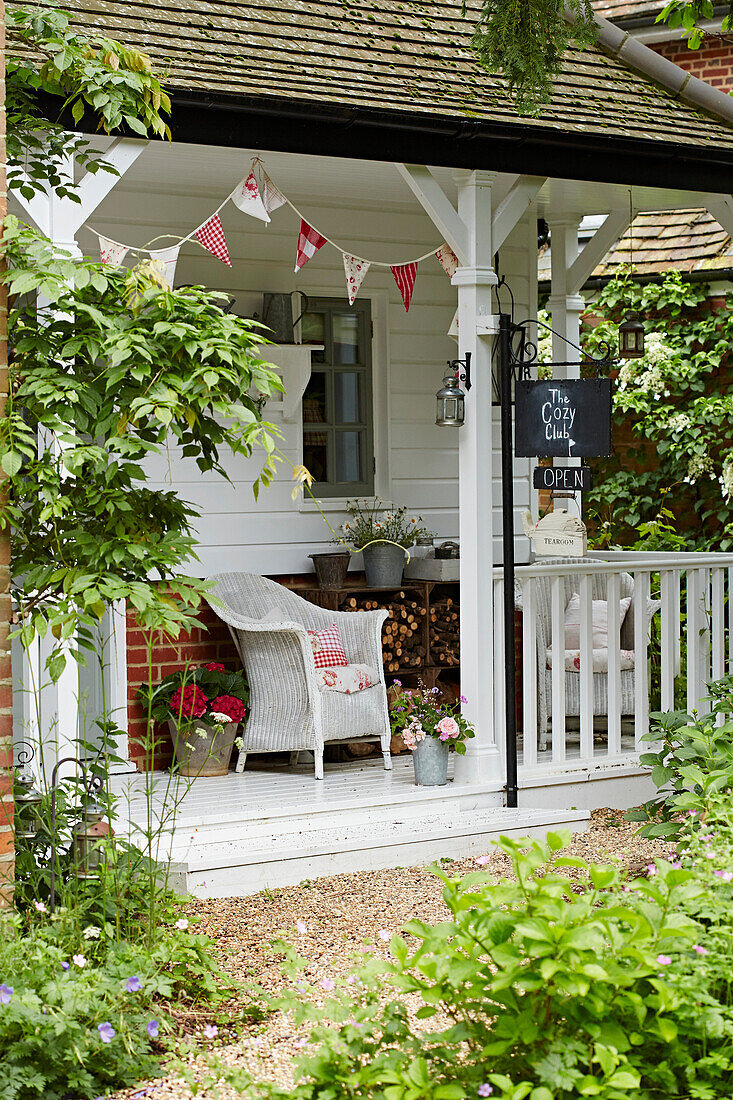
[492,176,546,253]
[567,207,630,293]
[706,196,733,240]
[396,164,470,263]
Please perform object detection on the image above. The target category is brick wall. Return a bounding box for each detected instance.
[653,37,733,91]
[0,0,13,907]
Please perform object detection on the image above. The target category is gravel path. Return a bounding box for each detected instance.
[111,809,674,1100]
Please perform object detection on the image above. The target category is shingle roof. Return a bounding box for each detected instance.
[539,209,733,282]
[10,0,733,149]
[592,1,664,22]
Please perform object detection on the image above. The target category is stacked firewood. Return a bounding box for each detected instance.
[339,592,427,672]
[429,595,460,666]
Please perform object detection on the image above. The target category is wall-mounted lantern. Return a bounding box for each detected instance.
[436,353,471,427]
[618,313,645,359]
[14,769,42,840]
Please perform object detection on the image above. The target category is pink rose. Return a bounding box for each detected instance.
[436,716,460,740]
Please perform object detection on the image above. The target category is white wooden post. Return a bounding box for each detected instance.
[452,170,503,785]
[10,138,146,774]
[547,215,583,517]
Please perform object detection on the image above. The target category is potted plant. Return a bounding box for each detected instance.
[341,499,432,587]
[389,680,474,786]
[138,662,249,776]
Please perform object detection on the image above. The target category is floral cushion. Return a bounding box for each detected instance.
[315,664,380,694]
[546,648,635,673]
[307,624,348,668]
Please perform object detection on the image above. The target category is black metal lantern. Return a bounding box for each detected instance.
[72,799,112,880]
[14,769,43,840]
[618,313,645,359]
[435,371,465,427]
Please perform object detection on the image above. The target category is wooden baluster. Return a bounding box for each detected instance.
[522,577,537,769]
[607,570,622,757]
[551,575,566,764]
[660,570,676,714]
[579,572,594,762]
[634,570,650,752]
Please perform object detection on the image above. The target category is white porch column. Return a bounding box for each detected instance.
[452,171,503,785]
[547,215,583,517]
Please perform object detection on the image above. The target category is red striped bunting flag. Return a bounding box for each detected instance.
[295,220,327,272]
[391,262,418,312]
[195,214,232,266]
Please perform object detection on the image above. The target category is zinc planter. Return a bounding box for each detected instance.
[362,543,407,587]
[168,719,237,777]
[412,737,449,786]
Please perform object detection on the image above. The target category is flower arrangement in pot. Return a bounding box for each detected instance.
[340,498,433,587]
[389,680,474,786]
[137,662,248,777]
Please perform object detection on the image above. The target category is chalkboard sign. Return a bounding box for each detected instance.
[533,465,592,492]
[515,379,612,458]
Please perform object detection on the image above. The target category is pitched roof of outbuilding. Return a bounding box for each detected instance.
[592,1,664,22]
[13,0,733,150]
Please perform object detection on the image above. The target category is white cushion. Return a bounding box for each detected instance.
[563,592,632,649]
[315,664,380,694]
[546,647,635,673]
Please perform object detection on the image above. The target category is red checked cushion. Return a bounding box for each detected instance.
[307,624,348,668]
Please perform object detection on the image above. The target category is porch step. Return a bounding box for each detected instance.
[168,805,590,898]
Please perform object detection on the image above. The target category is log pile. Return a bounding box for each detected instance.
[340,592,427,673]
[429,595,460,666]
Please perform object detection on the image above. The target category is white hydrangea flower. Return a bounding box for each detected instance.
[685,452,715,484]
[83,925,101,940]
[720,455,733,501]
[668,413,692,432]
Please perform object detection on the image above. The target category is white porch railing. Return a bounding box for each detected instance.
[494,551,733,776]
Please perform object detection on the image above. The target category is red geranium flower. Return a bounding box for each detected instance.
[210,694,246,723]
[170,684,209,719]
[204,662,226,672]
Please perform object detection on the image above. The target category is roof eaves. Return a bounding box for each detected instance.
[566,3,733,126]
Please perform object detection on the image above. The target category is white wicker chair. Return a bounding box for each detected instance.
[206,572,392,779]
[517,558,659,749]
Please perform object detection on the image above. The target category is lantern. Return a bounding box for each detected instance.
[618,313,645,359]
[14,769,43,840]
[435,370,465,427]
[72,800,112,879]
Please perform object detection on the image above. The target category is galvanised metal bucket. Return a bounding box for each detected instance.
[168,719,237,776]
[362,543,406,587]
[412,736,449,786]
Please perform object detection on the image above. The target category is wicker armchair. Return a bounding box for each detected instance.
[206,572,392,779]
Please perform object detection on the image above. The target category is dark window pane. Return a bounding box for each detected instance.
[303,433,329,484]
[335,431,362,483]
[334,372,360,424]
[302,372,328,427]
[332,313,360,365]
[301,311,326,363]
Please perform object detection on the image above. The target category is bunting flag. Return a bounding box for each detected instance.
[231,171,270,223]
[343,254,370,305]
[435,242,459,278]
[99,236,129,267]
[447,307,459,341]
[148,245,180,288]
[195,214,232,266]
[391,262,418,312]
[259,168,287,215]
[295,219,327,272]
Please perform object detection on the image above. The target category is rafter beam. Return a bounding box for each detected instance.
[705,195,733,241]
[566,207,629,293]
[396,163,470,264]
[491,176,545,253]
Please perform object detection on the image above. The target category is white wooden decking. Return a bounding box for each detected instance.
[111,756,589,897]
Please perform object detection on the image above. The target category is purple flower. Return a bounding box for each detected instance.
[296,920,307,935]
[378,929,391,942]
[692,945,709,956]
[203,1024,218,1039]
[647,864,658,877]
[126,976,142,993]
[478,1086,493,1097]
[475,854,490,866]
[668,860,682,870]
[98,1022,115,1043]
[0,983,13,1005]
[459,695,468,704]
[61,961,70,971]
[321,978,335,991]
[657,954,672,966]
[147,1020,159,1038]
[714,870,733,882]
[393,679,402,688]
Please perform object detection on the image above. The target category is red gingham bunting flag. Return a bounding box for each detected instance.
[195,214,232,266]
[295,219,327,272]
[343,254,370,305]
[99,236,128,267]
[435,242,459,278]
[391,262,418,312]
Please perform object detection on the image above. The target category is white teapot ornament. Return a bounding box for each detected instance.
[522,508,587,558]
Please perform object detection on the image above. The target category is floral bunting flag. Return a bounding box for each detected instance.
[259,168,287,215]
[195,214,232,266]
[230,171,270,223]
[99,236,129,267]
[148,245,180,288]
[435,242,459,278]
[391,262,418,312]
[295,219,327,272]
[343,254,370,305]
[447,307,459,341]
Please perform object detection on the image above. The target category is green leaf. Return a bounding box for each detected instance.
[1,451,22,476]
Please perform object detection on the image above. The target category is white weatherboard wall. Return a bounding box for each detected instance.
[82,144,534,576]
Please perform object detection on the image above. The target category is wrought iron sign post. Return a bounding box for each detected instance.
[497,312,615,808]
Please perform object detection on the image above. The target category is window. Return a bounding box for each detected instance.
[300,298,374,497]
